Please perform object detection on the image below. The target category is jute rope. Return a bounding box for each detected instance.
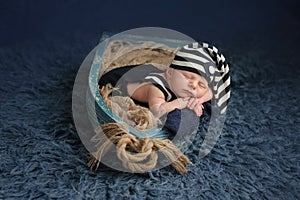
[100,84,161,131]
[87,123,192,174]
[87,84,192,174]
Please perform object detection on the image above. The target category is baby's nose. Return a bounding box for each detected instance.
[189,81,197,90]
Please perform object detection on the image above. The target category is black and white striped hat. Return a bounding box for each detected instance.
[170,42,231,114]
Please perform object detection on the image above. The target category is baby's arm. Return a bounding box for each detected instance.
[147,86,188,117]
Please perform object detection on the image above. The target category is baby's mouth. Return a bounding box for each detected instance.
[184,89,194,97]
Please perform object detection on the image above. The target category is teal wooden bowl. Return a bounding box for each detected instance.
[87,33,191,139]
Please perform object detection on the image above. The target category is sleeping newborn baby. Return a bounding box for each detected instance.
[99,42,230,134]
[125,64,213,117]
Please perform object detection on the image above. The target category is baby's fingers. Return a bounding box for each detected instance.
[197,107,203,116]
[187,98,199,109]
[194,105,203,117]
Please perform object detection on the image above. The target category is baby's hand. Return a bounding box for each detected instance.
[177,97,190,109]
[186,97,204,117]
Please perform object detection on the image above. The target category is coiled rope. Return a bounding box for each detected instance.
[87,85,192,174]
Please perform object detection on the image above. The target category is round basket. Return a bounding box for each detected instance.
[87,33,191,139]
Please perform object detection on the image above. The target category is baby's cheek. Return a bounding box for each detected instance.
[196,89,206,98]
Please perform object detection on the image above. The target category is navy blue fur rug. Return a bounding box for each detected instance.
[0,33,299,199]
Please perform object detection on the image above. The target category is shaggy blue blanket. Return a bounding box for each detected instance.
[0,32,299,199]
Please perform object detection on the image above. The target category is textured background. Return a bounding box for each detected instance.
[0,0,299,199]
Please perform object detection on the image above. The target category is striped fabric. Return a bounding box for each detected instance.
[170,42,231,114]
[145,74,174,101]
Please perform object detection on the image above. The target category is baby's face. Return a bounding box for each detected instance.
[169,69,212,100]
